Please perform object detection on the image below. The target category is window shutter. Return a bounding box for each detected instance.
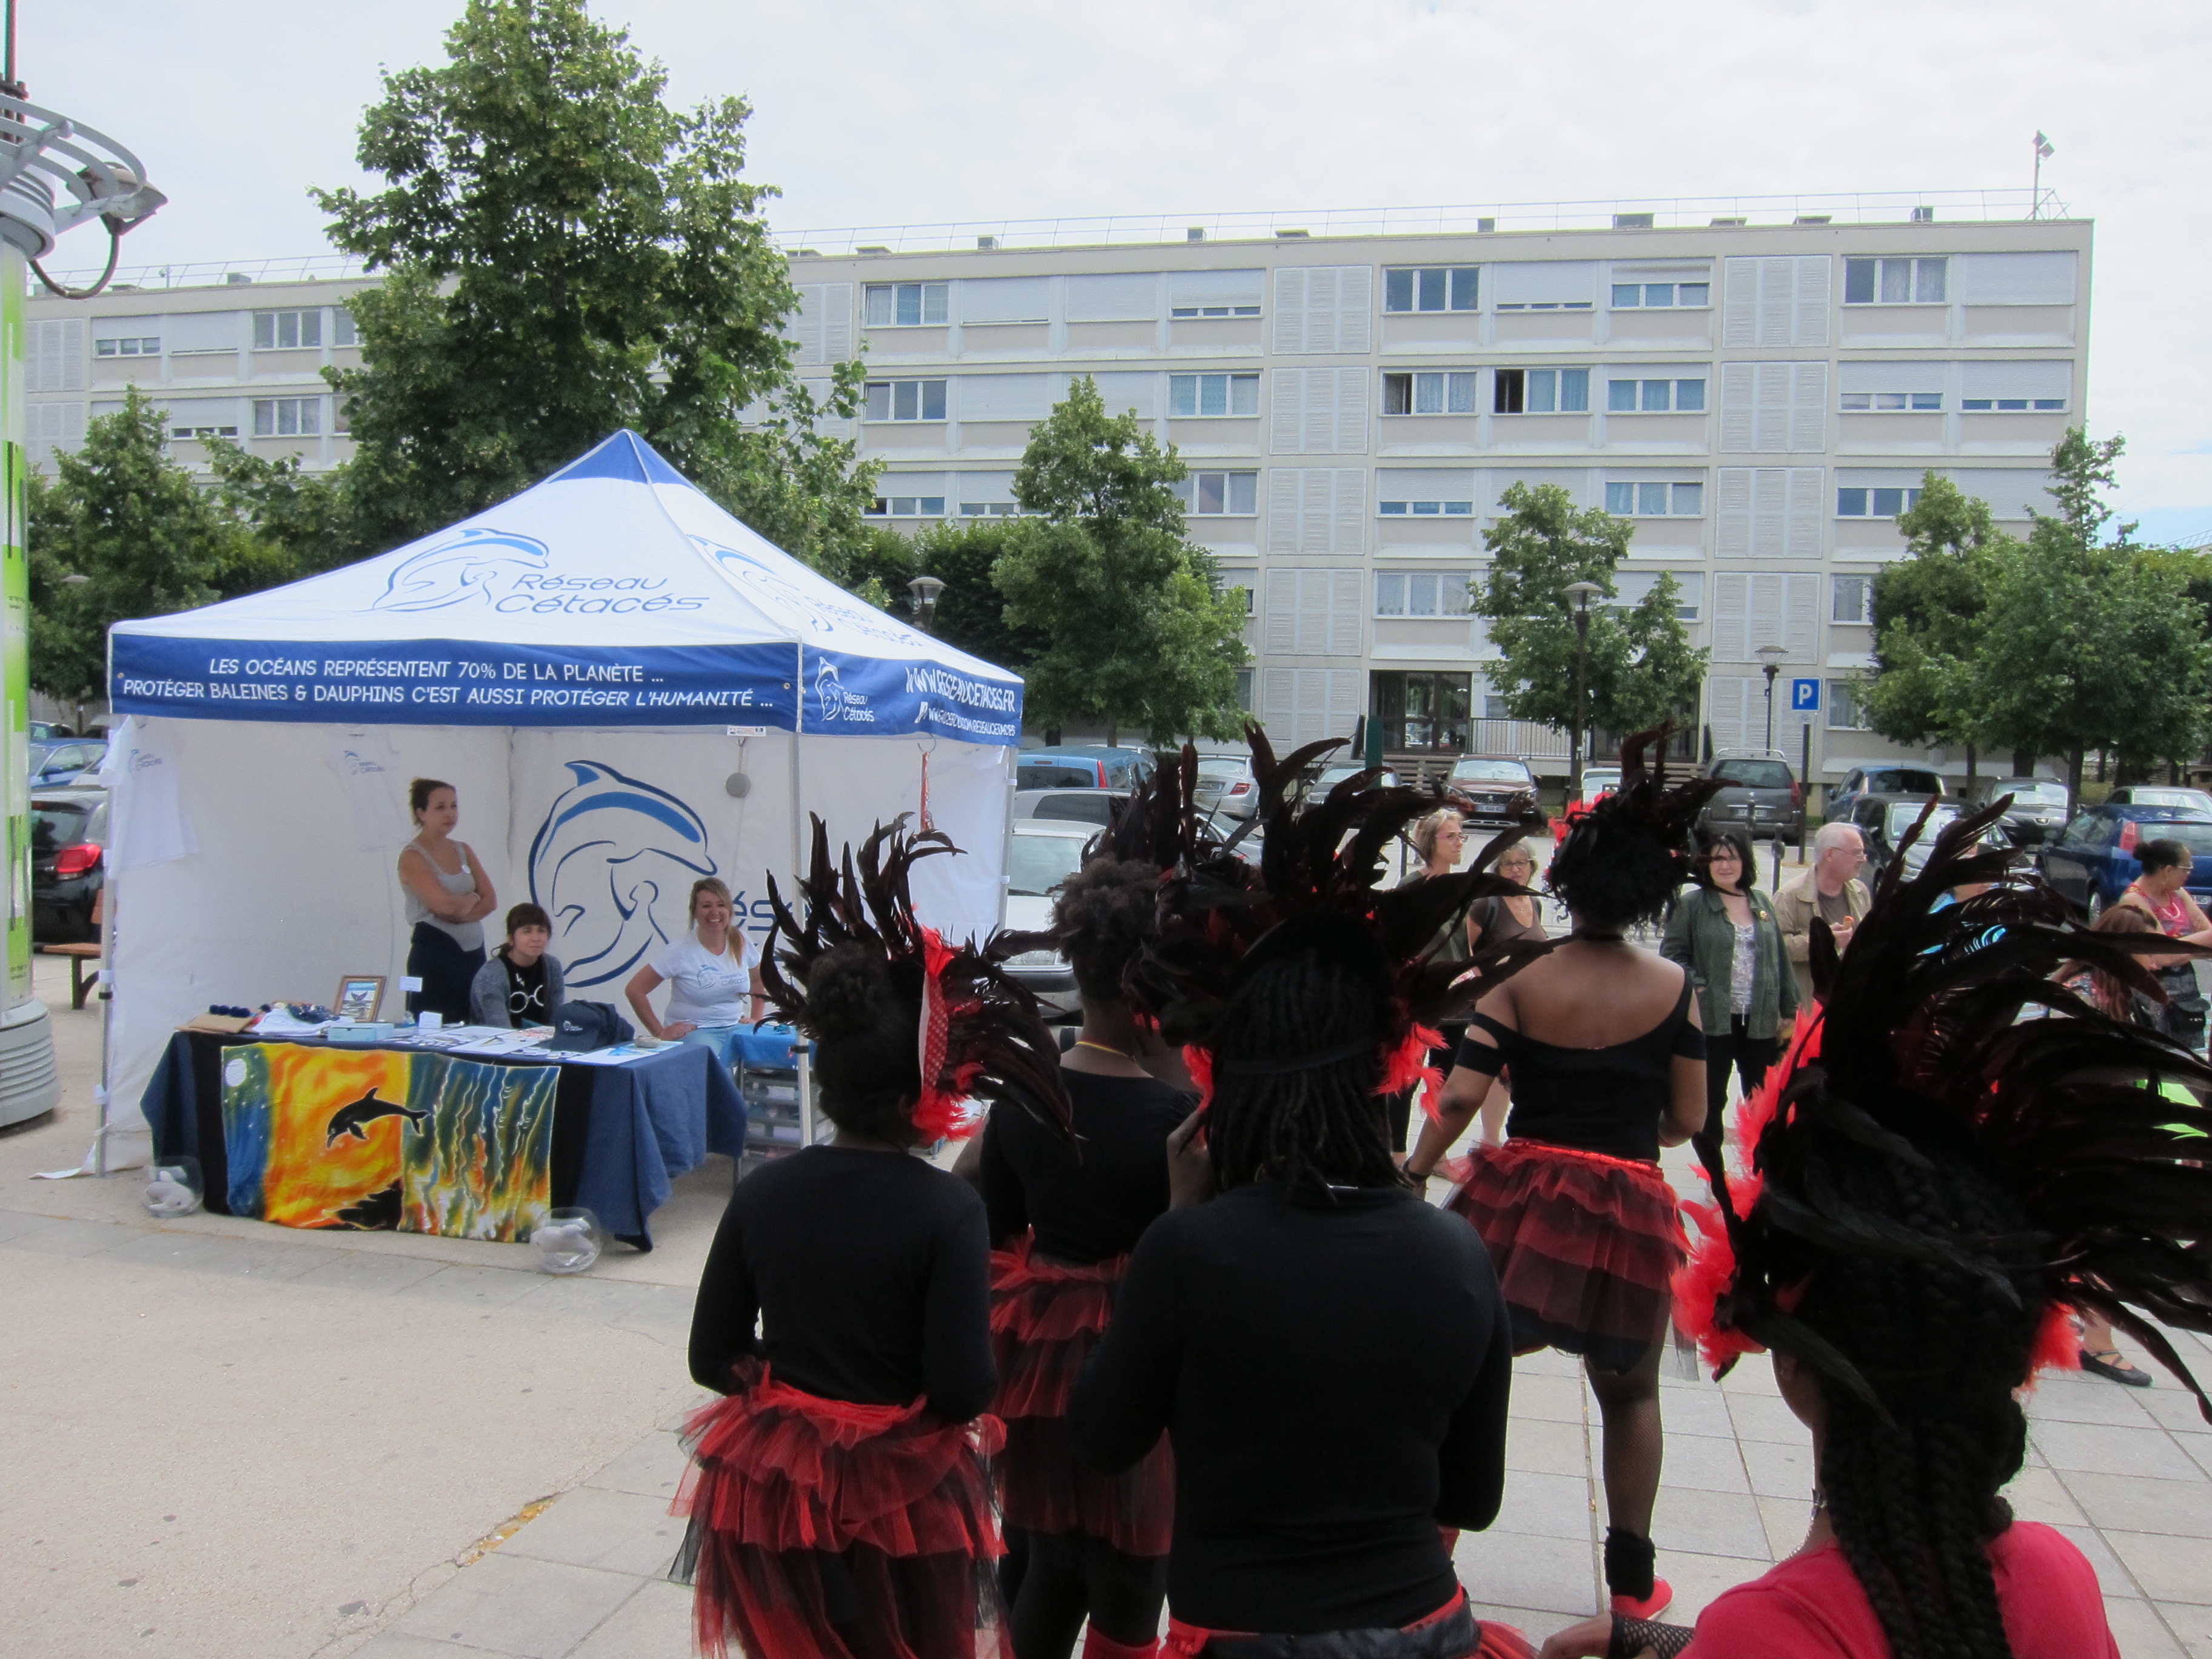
[1270,369,1369,455]
[1784,571,1820,656]
[1723,258,1829,346]
[1785,468,1825,560]
[1272,267,1372,354]
[28,401,88,469]
[1960,360,2073,401]
[1716,469,1753,558]
[1065,272,1161,321]
[957,374,1056,420]
[1956,252,2076,306]
[1794,258,1832,346]
[1754,364,1792,453]
[793,284,854,366]
[1328,571,1362,655]
[1704,674,1752,753]
[1789,363,1828,452]
[1171,269,1265,310]
[1722,260,1760,348]
[1262,667,1296,729]
[1757,258,1795,347]
[959,276,1050,324]
[1331,468,1366,551]
[28,320,85,391]
[164,312,241,354]
[1752,469,1788,560]
[1269,468,1366,552]
[1719,364,1756,452]
[1265,572,1300,654]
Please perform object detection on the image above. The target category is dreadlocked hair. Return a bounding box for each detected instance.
[763,814,1071,1147]
[1051,857,1159,1005]
[1546,728,1722,931]
[1205,951,1401,1196]
[1675,797,2212,1659]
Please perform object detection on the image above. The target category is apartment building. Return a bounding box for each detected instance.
[27,201,2090,779]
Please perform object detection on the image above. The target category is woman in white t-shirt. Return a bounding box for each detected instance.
[624,877,765,1062]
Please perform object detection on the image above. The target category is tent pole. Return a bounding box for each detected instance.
[93,865,116,1176]
[792,643,813,1151]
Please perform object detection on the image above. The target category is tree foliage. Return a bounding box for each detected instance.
[27,390,291,703]
[992,378,1247,745]
[1474,482,1708,742]
[1864,473,2007,757]
[308,0,876,575]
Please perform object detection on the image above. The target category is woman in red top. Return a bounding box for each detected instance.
[1538,802,2212,1659]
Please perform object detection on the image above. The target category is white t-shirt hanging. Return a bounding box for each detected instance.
[652,931,757,1027]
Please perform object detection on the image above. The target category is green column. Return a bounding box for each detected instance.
[2,248,28,1010]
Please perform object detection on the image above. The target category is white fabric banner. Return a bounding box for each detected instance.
[325,728,412,852]
[96,717,198,872]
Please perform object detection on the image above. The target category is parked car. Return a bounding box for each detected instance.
[2106,785,2212,816]
[2039,804,2212,920]
[32,788,106,942]
[1193,754,1262,820]
[1447,756,1538,825]
[1698,753,1805,843]
[1553,765,1623,841]
[28,739,106,788]
[1010,788,1126,829]
[1310,762,1399,796]
[1958,776,2071,846]
[1825,765,1944,825]
[1016,745,1152,792]
[999,819,1094,1011]
[1846,795,2001,882]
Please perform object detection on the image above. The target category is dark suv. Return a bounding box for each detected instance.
[1697,754,1805,843]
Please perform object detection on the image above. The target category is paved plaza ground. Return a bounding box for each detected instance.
[4,902,2209,1656]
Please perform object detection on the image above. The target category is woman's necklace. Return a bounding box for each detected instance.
[1073,1039,1138,1063]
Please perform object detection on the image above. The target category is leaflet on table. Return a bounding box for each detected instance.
[444,1028,556,1057]
[555,1042,662,1066]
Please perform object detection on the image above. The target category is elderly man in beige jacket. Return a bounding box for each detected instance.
[1774,821,1872,1005]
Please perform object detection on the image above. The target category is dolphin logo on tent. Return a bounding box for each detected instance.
[372,528,552,612]
[816,660,848,724]
[528,761,717,987]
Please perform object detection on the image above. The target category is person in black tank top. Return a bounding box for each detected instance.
[1070,736,1548,1659]
[676,818,1070,1659]
[1405,733,1718,1626]
[980,851,1191,1659]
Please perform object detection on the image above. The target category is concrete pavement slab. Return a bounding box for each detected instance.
[1659,1431,1752,1495]
[394,1262,548,1310]
[2101,1597,2188,1659]
[1999,1464,2088,1527]
[1720,1390,1803,1444]
[2033,1419,2194,1478]
[1502,1415,1590,1477]
[388,1555,641,1657]
[350,1634,491,1658]
[1650,1486,1772,1561]
[497,1486,685,1578]
[292,1251,454,1296]
[2157,1597,2212,1655]
[2025,1373,2168,1427]
[1453,1527,1601,1617]
[567,1577,696,1657]
[580,1429,689,1503]
[2064,1469,2212,1537]
[1493,1469,1598,1542]
[1736,1435,1815,1501]
[2103,1529,2212,1604]
[1654,1549,1777,1626]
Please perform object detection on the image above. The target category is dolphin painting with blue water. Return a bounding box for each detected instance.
[374,527,551,612]
[528,762,717,987]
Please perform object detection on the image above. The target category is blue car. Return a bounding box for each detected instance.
[2037,804,2212,919]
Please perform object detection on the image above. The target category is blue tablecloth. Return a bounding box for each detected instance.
[141,1033,746,1250]
[731,1023,805,1069]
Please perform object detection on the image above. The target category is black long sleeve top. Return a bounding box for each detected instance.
[979,1068,1191,1259]
[1067,1179,1513,1634]
[687,1145,996,1423]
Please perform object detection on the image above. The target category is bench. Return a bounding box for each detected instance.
[36,890,104,1011]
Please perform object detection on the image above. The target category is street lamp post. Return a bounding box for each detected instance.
[1756,643,1787,754]
[908,574,946,634]
[1564,581,1604,804]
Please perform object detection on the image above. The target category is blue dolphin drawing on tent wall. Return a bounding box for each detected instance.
[528,762,717,987]
[373,528,551,612]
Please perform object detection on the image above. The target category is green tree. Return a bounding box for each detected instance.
[27,389,289,707]
[1864,473,2010,783]
[1474,482,1708,752]
[310,0,877,575]
[904,519,1050,672]
[993,378,1247,745]
[1972,432,2212,805]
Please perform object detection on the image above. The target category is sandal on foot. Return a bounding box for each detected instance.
[2080,1349,2153,1388]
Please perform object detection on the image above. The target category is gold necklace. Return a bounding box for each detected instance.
[1073,1039,1139,1064]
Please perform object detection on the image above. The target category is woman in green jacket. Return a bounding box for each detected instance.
[1660,831,1795,1156]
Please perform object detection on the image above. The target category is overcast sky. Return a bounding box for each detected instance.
[28,0,2212,535]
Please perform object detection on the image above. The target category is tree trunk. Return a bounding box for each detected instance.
[1965,741,1979,791]
[2095,748,2108,784]
[2013,749,2035,777]
[2066,747,2086,814]
[1105,720,1118,749]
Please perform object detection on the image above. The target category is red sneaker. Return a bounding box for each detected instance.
[1610,1579,1674,1621]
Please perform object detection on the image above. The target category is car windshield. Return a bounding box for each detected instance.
[2002,782,2068,805]
[30,803,90,854]
[1889,803,1959,839]
[1712,760,1792,789]
[1007,832,1089,897]
[1019,762,1098,789]
[1453,760,1532,783]
[2140,820,2212,858]
[1195,757,1246,780]
[1871,769,1942,794]
[2128,789,2212,809]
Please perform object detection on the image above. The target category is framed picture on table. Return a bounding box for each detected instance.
[333,974,387,1022]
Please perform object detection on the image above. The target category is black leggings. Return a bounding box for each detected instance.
[1005,1526,1167,1657]
[1701,1016,1777,1157]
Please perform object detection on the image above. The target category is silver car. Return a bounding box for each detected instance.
[999,819,1093,1011]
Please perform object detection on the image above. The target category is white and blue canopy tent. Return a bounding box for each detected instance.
[96,430,1023,1168]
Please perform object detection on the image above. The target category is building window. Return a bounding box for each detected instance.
[1960,397,2066,412]
[1374,571,1472,617]
[1832,574,1873,624]
[252,310,323,350]
[252,397,322,437]
[1842,390,1943,411]
[1828,680,1870,730]
[95,336,160,357]
[864,283,950,327]
[1609,281,1710,308]
[170,424,240,440]
[1604,481,1703,517]
[1835,486,1923,517]
[1494,299,1592,312]
[1172,471,1259,515]
[1371,671,1472,752]
[1493,367,1589,414]
[1382,370,1479,415]
[333,310,358,347]
[1843,256,1947,306]
[1383,267,1480,313]
[957,499,1019,517]
[1234,668,1255,710]
[864,379,948,421]
[1606,377,1706,413]
[1171,302,1261,318]
[1378,494,1475,515]
[1168,372,1259,417]
[866,494,947,517]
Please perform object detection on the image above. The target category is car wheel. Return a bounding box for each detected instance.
[2085,886,2106,924]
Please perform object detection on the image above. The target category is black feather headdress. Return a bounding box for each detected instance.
[1677,798,2212,1420]
[762,814,1070,1144]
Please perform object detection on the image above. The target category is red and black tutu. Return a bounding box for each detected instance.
[1164,1586,1533,1658]
[989,1232,1175,1557]
[673,1360,1009,1659]
[1446,1139,1687,1375]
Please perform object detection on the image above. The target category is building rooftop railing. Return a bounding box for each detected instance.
[33,186,2079,290]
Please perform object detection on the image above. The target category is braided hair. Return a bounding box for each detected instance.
[1677,799,2212,1659]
